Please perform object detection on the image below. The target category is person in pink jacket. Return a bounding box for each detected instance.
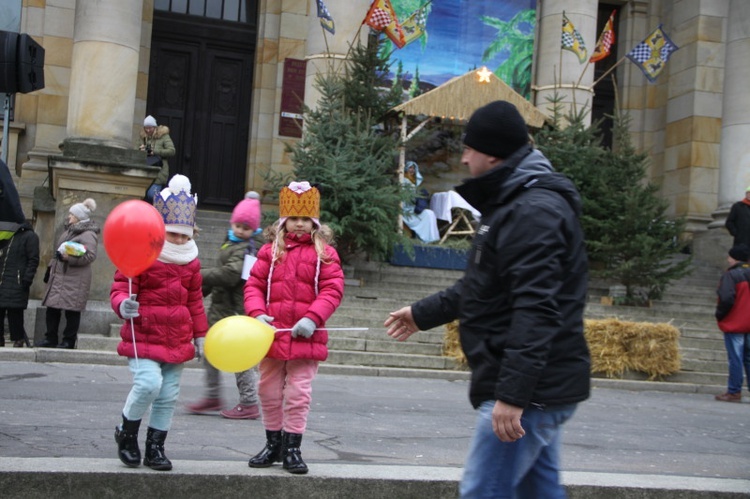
[110,175,208,471]
[244,181,344,474]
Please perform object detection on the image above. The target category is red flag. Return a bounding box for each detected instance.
[590,10,616,63]
[363,0,406,48]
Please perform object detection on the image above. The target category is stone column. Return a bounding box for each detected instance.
[716,0,750,220]
[66,0,143,150]
[693,0,746,268]
[41,0,157,304]
[303,0,369,111]
[533,0,598,120]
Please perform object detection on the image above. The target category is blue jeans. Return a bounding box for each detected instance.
[122,358,185,431]
[723,333,750,394]
[460,400,577,499]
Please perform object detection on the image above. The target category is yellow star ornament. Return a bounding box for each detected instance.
[477,66,492,83]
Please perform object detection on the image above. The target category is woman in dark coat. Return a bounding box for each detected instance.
[0,160,39,347]
[39,198,99,349]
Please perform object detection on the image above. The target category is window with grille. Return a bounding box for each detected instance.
[154,0,257,23]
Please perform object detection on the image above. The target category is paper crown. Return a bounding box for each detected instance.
[279,182,320,219]
[153,174,197,237]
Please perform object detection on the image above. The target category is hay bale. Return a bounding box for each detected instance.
[444,317,681,380]
[584,319,629,378]
[443,320,467,367]
[585,318,681,380]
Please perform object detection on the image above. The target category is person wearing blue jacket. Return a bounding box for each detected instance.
[385,101,590,498]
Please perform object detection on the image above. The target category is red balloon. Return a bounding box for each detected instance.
[103,200,165,278]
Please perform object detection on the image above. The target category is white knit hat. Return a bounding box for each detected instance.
[69,198,96,222]
[143,115,157,127]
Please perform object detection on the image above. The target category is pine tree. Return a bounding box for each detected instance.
[342,38,402,125]
[596,111,691,302]
[408,66,421,99]
[287,41,403,262]
[535,98,691,302]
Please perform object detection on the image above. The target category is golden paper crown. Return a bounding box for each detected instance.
[279,183,320,219]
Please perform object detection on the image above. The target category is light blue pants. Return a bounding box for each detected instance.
[122,358,185,431]
[460,400,577,499]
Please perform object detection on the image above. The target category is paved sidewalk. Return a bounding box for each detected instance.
[0,360,748,497]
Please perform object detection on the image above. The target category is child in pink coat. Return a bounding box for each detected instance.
[244,181,344,474]
[111,175,208,471]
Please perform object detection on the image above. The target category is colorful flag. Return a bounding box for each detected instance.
[316,0,335,34]
[590,10,616,63]
[626,24,679,83]
[363,0,406,48]
[561,13,588,63]
[401,6,427,48]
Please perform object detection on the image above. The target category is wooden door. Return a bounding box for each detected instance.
[148,13,255,209]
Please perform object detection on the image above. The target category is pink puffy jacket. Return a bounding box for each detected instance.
[111,259,208,364]
[244,233,344,361]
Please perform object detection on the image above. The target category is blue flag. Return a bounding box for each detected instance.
[317,0,335,34]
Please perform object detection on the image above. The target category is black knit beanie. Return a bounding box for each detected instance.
[729,243,750,262]
[463,100,529,159]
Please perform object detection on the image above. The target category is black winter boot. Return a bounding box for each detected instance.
[282,432,308,474]
[248,430,283,468]
[143,427,172,471]
[114,415,141,467]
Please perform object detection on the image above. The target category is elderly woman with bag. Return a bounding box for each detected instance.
[38,198,99,349]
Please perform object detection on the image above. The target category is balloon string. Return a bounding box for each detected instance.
[128,277,139,369]
[274,327,369,332]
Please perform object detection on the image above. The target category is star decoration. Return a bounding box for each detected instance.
[477,66,492,83]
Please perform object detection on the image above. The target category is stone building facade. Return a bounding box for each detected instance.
[1,0,747,300]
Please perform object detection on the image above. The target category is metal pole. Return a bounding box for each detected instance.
[1,93,11,165]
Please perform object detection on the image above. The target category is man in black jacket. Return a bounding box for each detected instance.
[385,101,590,498]
[725,187,750,247]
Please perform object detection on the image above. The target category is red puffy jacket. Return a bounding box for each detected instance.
[111,259,208,364]
[244,233,344,361]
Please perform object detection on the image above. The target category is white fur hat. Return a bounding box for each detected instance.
[69,198,96,222]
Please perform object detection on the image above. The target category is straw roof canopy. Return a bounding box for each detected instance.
[392,69,548,128]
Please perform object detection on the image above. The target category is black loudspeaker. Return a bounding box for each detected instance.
[16,33,44,93]
[0,30,18,94]
[0,30,45,94]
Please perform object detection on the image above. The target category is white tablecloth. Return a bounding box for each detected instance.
[429,190,481,222]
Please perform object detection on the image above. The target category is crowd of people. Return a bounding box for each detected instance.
[2,102,748,496]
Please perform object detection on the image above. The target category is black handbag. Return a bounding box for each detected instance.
[146,154,163,167]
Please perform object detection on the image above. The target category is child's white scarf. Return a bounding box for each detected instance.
[158,239,198,265]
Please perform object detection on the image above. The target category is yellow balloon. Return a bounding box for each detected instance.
[204,316,274,373]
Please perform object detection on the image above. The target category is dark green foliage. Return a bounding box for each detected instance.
[342,38,402,125]
[535,98,691,302]
[286,41,404,262]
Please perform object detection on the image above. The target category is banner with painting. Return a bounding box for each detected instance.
[383,0,536,100]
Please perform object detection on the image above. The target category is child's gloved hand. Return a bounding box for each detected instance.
[255,314,275,327]
[119,295,140,319]
[194,337,205,360]
[291,317,316,338]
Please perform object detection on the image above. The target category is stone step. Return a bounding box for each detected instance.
[81,333,445,357]
[595,368,726,387]
[327,350,460,370]
[680,347,727,362]
[680,357,728,374]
